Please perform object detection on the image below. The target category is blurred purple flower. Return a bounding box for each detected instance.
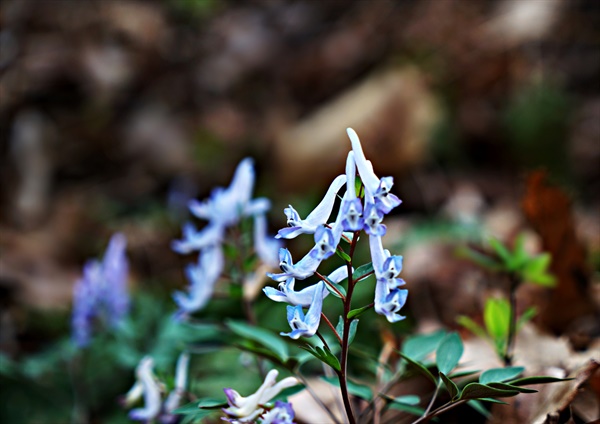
[71,233,129,347]
[260,401,295,424]
[254,213,282,268]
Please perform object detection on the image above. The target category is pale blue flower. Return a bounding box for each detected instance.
[369,234,407,322]
[374,280,408,323]
[263,265,348,306]
[223,370,298,423]
[188,158,270,227]
[123,354,191,424]
[346,128,401,215]
[171,222,224,254]
[276,175,347,239]
[260,401,295,424]
[363,192,386,237]
[128,357,162,422]
[340,151,364,231]
[253,213,282,268]
[161,352,190,423]
[267,247,323,281]
[71,233,129,347]
[369,234,405,289]
[173,245,224,316]
[281,282,326,339]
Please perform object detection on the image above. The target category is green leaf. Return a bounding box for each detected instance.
[335,249,352,262]
[299,345,341,372]
[321,376,373,400]
[399,353,437,386]
[517,307,537,330]
[456,316,488,340]
[391,395,420,405]
[172,398,225,415]
[436,332,463,375]
[324,279,347,298]
[387,395,425,416]
[456,246,501,271]
[439,372,459,400]
[226,320,288,362]
[402,330,447,361]
[480,367,524,385]
[489,238,513,266]
[459,383,520,400]
[448,369,480,379]
[508,376,573,386]
[488,382,538,393]
[352,262,374,282]
[335,317,358,345]
[484,298,510,341]
[467,400,492,419]
[478,397,509,404]
[273,384,306,401]
[348,304,373,320]
[523,254,556,287]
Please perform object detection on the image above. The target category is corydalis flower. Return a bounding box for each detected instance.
[172,245,224,317]
[263,265,348,307]
[281,282,326,339]
[260,401,295,424]
[369,234,407,322]
[267,247,323,282]
[276,175,346,239]
[172,158,280,316]
[223,370,298,423]
[123,353,190,424]
[71,233,129,347]
[346,128,401,216]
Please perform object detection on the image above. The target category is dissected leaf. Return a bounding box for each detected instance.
[467,399,492,418]
[507,376,573,386]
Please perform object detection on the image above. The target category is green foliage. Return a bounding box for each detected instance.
[336,317,359,345]
[458,297,536,360]
[352,262,374,283]
[227,320,289,363]
[435,332,463,375]
[401,330,448,361]
[299,345,341,372]
[321,376,373,400]
[462,234,556,287]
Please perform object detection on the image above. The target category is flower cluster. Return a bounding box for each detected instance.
[172,158,280,317]
[71,233,129,347]
[222,369,297,423]
[265,128,408,339]
[123,354,190,424]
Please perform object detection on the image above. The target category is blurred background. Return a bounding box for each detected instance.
[0,0,599,422]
